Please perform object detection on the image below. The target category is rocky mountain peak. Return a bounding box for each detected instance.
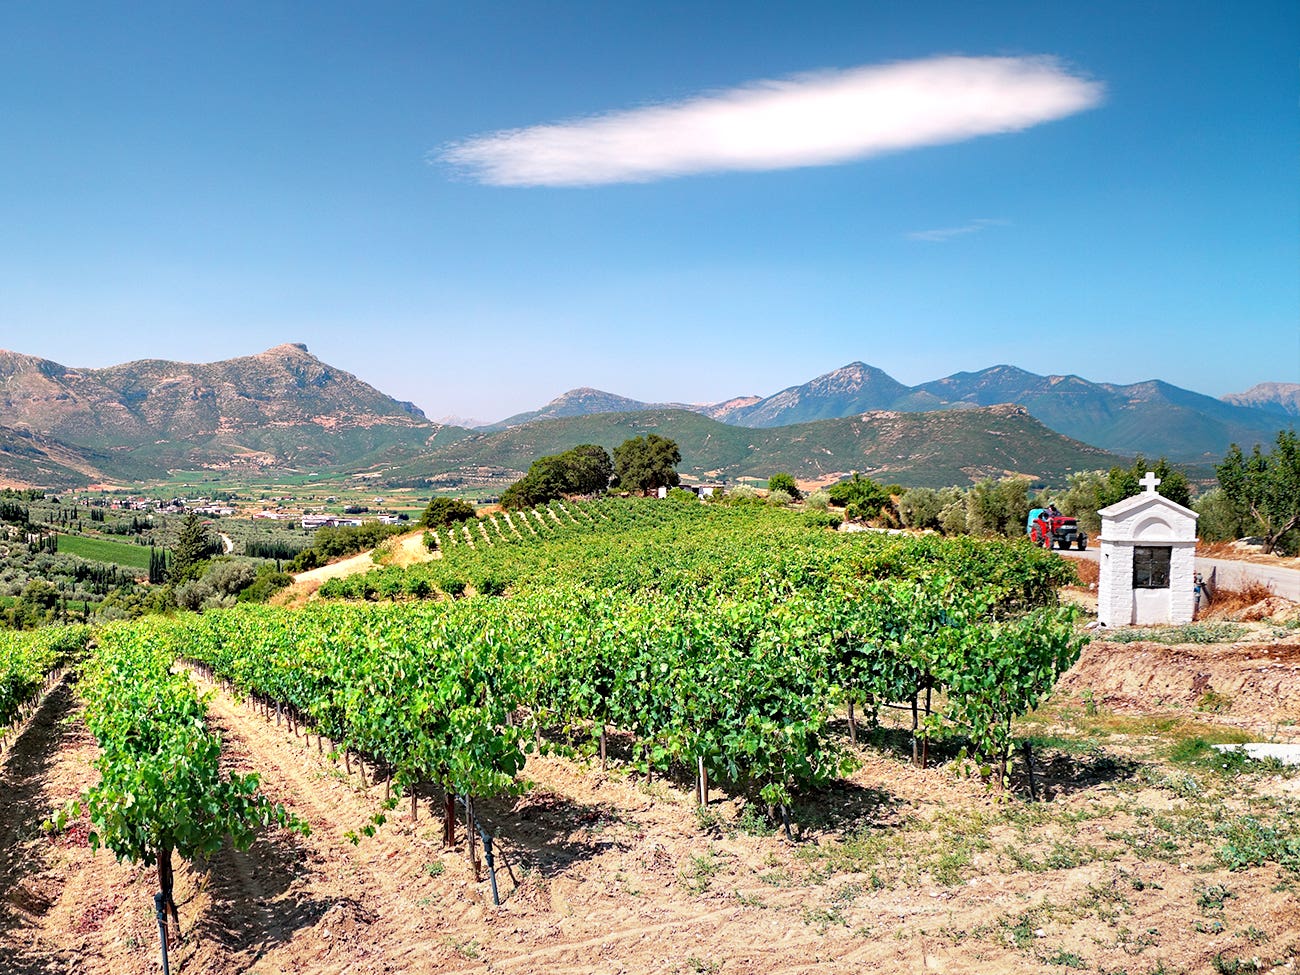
[1223,382,1300,417]
[263,342,313,356]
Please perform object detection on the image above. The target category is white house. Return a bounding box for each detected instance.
[1096,473,1199,627]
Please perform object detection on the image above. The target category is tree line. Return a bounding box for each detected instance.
[499,436,681,509]
[816,430,1299,555]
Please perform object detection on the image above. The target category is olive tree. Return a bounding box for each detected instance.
[612,435,680,496]
[1215,430,1300,554]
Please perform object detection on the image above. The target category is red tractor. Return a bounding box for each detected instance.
[1027,506,1088,550]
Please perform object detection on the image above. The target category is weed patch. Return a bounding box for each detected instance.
[1214,813,1300,873]
[1104,622,1249,645]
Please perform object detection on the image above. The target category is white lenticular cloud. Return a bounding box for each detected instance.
[438,55,1102,187]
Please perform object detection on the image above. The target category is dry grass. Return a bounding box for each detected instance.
[1202,580,1275,619]
[1197,539,1250,559]
[1072,558,1099,587]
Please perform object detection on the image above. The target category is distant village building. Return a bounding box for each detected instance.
[655,483,720,499]
[192,504,236,516]
[301,514,368,529]
[1096,472,1199,627]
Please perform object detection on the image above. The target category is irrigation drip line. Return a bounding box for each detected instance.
[154,891,171,975]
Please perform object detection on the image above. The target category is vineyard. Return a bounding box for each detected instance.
[2,499,1298,973]
[0,625,88,741]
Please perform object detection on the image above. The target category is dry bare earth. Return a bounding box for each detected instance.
[1061,633,1300,740]
[4,630,1300,974]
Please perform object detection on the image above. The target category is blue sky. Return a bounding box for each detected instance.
[1,1,1296,423]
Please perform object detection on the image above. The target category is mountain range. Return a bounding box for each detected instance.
[0,344,1291,489]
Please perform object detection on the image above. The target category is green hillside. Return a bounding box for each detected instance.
[0,425,132,488]
[382,404,1122,489]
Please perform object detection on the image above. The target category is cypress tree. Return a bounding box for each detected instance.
[169,514,213,582]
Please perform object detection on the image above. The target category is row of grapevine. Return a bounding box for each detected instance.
[349,501,1081,793]
[52,619,307,954]
[0,625,89,739]
[167,601,530,845]
[160,563,1080,827]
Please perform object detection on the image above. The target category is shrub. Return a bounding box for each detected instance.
[804,489,830,512]
[804,511,842,530]
[965,477,1031,538]
[898,487,943,530]
[174,578,214,612]
[827,474,889,515]
[1194,488,1251,544]
[202,560,258,598]
[938,491,968,535]
[236,566,292,603]
[723,485,761,504]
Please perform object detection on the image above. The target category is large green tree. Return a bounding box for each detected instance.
[966,477,1033,537]
[1215,430,1300,554]
[502,444,614,509]
[563,444,615,495]
[1102,456,1191,509]
[612,435,681,496]
[420,497,477,528]
[169,513,216,583]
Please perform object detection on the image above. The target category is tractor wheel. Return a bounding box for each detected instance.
[1078,538,1088,551]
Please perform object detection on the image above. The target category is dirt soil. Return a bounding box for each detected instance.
[1061,634,1300,739]
[3,631,1299,974]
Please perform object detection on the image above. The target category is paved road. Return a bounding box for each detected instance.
[1060,549,1300,602]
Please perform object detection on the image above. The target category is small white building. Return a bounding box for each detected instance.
[1096,473,1199,626]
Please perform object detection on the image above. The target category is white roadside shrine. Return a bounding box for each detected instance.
[1096,472,1199,627]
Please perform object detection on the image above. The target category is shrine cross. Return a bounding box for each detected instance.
[1139,471,1161,493]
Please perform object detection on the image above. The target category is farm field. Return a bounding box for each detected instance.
[1,501,1297,974]
[54,534,155,572]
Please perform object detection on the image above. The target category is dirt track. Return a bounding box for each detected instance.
[275,532,436,607]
